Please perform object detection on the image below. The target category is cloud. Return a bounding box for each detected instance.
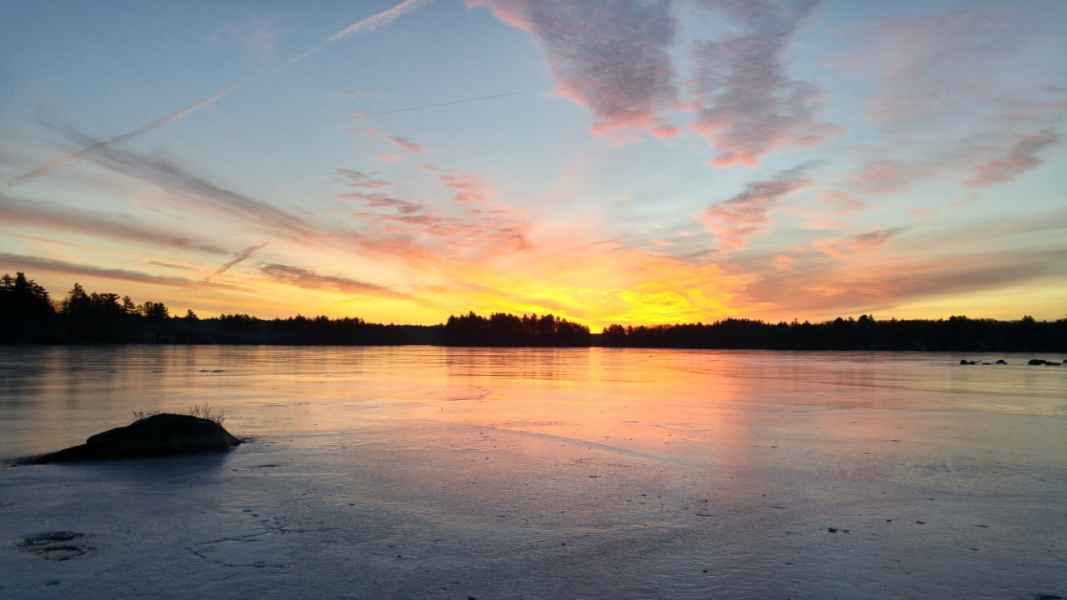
[0,252,195,287]
[820,190,866,214]
[812,227,903,259]
[860,2,1067,126]
[149,261,196,272]
[439,172,492,205]
[692,0,837,166]
[0,194,230,255]
[260,263,414,300]
[53,123,316,240]
[207,242,268,281]
[337,169,425,215]
[847,160,938,196]
[7,83,240,188]
[327,0,433,42]
[841,128,1059,199]
[736,246,1067,317]
[337,169,390,190]
[473,0,679,135]
[965,129,1060,187]
[8,0,434,187]
[386,135,424,154]
[726,210,1067,318]
[350,193,425,215]
[337,163,534,262]
[702,161,819,251]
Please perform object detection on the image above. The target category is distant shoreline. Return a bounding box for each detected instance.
[4,271,1066,351]
[2,342,1066,356]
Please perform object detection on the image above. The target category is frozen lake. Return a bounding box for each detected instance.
[1,346,1065,599]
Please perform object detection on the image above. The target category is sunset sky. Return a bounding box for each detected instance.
[1,0,1065,329]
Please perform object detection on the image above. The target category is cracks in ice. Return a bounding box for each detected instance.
[185,513,339,571]
[18,531,94,561]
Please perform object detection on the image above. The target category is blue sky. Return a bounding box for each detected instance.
[2,0,1065,327]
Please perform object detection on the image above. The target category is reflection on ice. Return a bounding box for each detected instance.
[0,347,1064,598]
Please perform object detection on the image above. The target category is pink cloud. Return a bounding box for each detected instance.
[860,2,1067,126]
[692,0,838,167]
[651,120,680,139]
[847,160,938,196]
[773,254,795,272]
[812,228,902,259]
[820,190,866,214]
[965,129,1059,188]
[261,263,416,301]
[337,169,389,190]
[439,172,492,204]
[472,0,679,136]
[386,135,424,154]
[703,162,818,251]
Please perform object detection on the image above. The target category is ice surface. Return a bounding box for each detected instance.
[1,347,1065,598]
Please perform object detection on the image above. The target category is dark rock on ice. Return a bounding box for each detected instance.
[25,413,241,464]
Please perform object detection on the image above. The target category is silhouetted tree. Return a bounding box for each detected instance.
[141,301,169,320]
[0,272,55,342]
[444,311,591,346]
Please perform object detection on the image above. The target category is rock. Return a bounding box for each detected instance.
[959,360,978,365]
[26,413,241,464]
[995,360,1008,365]
[1028,359,1063,366]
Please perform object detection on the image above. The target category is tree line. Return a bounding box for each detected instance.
[0,272,587,346]
[2,272,1064,350]
[599,315,1067,352]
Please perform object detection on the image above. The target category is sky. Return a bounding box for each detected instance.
[1,0,1065,329]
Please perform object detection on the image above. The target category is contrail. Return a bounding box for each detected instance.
[359,92,518,117]
[206,241,268,281]
[8,0,434,188]
[9,84,241,187]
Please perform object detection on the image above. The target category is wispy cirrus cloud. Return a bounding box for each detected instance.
[736,246,1067,318]
[692,0,837,166]
[7,0,434,188]
[326,0,433,43]
[260,263,415,301]
[703,161,819,251]
[338,169,424,215]
[0,194,230,255]
[0,252,196,287]
[337,169,390,190]
[472,0,680,136]
[859,1,1067,127]
[386,135,424,154]
[819,191,866,215]
[149,260,196,272]
[847,160,939,197]
[54,123,316,240]
[812,227,903,259]
[207,241,268,282]
[439,172,493,205]
[966,129,1060,188]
